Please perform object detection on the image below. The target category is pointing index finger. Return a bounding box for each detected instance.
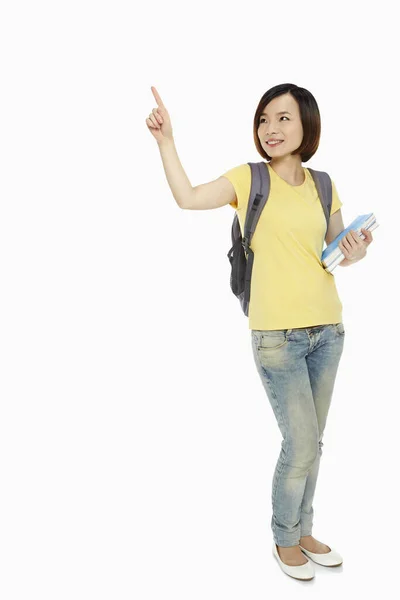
[151,86,165,108]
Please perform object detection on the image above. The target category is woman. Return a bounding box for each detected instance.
[146,83,372,581]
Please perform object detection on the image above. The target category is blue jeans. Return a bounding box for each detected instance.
[251,323,345,547]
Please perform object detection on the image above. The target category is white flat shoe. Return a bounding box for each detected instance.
[299,543,343,567]
[272,543,315,580]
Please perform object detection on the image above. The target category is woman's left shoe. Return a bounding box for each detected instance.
[299,544,343,567]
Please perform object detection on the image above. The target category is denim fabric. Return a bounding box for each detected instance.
[251,323,345,547]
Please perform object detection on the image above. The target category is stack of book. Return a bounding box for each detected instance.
[321,212,379,273]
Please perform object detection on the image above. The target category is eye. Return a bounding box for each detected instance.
[259,116,289,125]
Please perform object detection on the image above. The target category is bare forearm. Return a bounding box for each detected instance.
[157,138,194,208]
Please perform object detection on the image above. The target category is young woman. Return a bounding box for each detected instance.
[146,83,372,581]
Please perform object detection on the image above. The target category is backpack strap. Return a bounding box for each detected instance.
[239,162,271,310]
[307,168,332,235]
[242,162,271,253]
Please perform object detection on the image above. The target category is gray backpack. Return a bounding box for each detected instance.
[227,162,333,316]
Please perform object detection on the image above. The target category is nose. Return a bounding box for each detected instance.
[264,124,280,137]
[266,125,280,136]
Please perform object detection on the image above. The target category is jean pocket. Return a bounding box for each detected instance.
[256,330,288,351]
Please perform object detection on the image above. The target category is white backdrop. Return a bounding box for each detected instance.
[0,0,398,598]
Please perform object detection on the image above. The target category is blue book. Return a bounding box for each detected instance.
[321,212,378,272]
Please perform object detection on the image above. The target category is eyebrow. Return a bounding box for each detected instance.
[260,111,292,117]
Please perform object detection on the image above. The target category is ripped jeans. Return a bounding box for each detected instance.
[251,323,345,547]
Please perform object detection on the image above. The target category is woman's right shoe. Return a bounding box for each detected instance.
[272,542,315,580]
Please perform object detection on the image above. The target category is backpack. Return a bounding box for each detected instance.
[227,162,333,316]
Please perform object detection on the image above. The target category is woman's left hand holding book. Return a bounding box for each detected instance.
[338,227,373,262]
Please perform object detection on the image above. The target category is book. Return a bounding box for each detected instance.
[321,212,379,273]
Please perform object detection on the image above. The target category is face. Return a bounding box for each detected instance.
[257,93,304,159]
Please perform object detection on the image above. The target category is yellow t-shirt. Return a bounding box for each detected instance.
[222,162,343,331]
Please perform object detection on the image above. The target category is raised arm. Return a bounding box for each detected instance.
[146,86,236,210]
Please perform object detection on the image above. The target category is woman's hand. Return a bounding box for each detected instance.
[145,86,174,144]
[338,228,373,261]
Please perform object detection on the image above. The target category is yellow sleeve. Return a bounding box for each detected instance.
[330,179,343,215]
[221,164,250,211]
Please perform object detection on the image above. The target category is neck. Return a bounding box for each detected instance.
[269,156,305,185]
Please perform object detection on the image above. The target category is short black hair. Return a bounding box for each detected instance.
[253,83,321,163]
